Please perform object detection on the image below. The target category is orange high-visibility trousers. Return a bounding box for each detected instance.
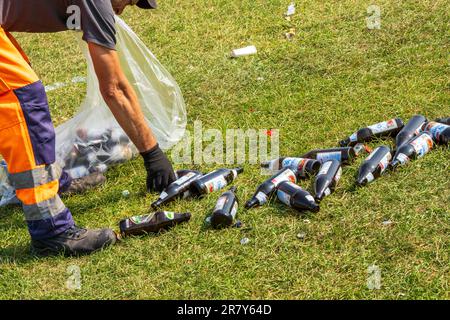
[0,27,74,239]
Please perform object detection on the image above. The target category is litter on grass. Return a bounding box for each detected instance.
[231,45,257,58]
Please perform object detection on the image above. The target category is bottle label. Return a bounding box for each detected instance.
[277,189,291,206]
[129,214,152,225]
[368,118,398,134]
[349,132,358,142]
[174,172,197,186]
[396,153,409,165]
[316,151,341,163]
[318,161,332,176]
[426,122,448,142]
[365,172,375,183]
[255,191,268,205]
[164,211,175,220]
[324,188,331,197]
[182,190,191,199]
[271,169,297,186]
[214,196,227,211]
[205,175,227,193]
[378,152,392,173]
[410,134,433,158]
[232,169,238,180]
[159,191,169,200]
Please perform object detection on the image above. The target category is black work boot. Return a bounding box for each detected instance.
[31,225,117,257]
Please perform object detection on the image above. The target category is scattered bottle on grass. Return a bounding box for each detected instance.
[119,211,191,237]
[151,170,203,208]
[313,159,342,202]
[276,181,320,213]
[339,118,404,147]
[245,168,297,209]
[211,186,239,229]
[435,117,450,125]
[395,115,427,148]
[390,133,434,169]
[299,147,356,164]
[422,121,449,145]
[356,146,392,186]
[260,157,320,178]
[190,167,243,196]
[353,143,371,157]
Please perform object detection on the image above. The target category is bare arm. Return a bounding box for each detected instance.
[87,42,156,152]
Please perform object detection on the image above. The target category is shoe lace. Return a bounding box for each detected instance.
[65,225,87,238]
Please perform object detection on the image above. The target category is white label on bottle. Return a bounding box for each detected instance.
[232,170,238,180]
[379,152,392,173]
[174,172,197,185]
[205,175,227,193]
[277,189,291,206]
[366,172,375,183]
[426,122,449,142]
[255,191,268,205]
[214,196,227,211]
[349,132,358,142]
[396,153,409,165]
[164,211,175,220]
[159,191,169,200]
[271,169,297,186]
[324,188,331,196]
[316,152,341,163]
[318,161,332,176]
[368,119,398,134]
[306,195,316,203]
[334,167,342,183]
[230,202,238,219]
[410,134,433,158]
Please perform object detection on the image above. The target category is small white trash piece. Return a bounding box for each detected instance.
[286,3,296,17]
[231,45,257,58]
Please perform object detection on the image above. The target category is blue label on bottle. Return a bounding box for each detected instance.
[317,152,341,163]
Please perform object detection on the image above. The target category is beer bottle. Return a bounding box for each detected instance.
[261,157,320,178]
[395,115,427,148]
[190,167,243,196]
[435,117,450,125]
[151,170,203,208]
[422,121,449,145]
[276,181,320,213]
[120,211,191,237]
[299,147,356,164]
[390,133,434,169]
[339,118,404,147]
[245,168,297,209]
[313,159,342,202]
[211,187,239,229]
[356,146,392,186]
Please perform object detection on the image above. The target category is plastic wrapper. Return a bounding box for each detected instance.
[55,16,187,179]
[0,161,19,206]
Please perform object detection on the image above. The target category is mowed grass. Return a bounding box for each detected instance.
[0,0,449,299]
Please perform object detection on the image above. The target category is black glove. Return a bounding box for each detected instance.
[141,144,176,193]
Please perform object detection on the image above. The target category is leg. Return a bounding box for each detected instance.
[0,28,115,254]
[0,28,74,239]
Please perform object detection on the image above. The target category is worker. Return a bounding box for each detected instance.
[0,0,176,256]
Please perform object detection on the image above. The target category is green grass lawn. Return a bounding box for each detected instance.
[0,0,449,299]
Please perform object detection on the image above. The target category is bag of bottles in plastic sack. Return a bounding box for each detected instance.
[55,16,187,180]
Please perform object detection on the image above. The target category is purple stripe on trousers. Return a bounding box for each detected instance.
[27,208,74,240]
[13,81,56,165]
[58,170,73,195]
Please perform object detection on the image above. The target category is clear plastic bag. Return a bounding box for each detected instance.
[0,161,19,206]
[55,16,187,179]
